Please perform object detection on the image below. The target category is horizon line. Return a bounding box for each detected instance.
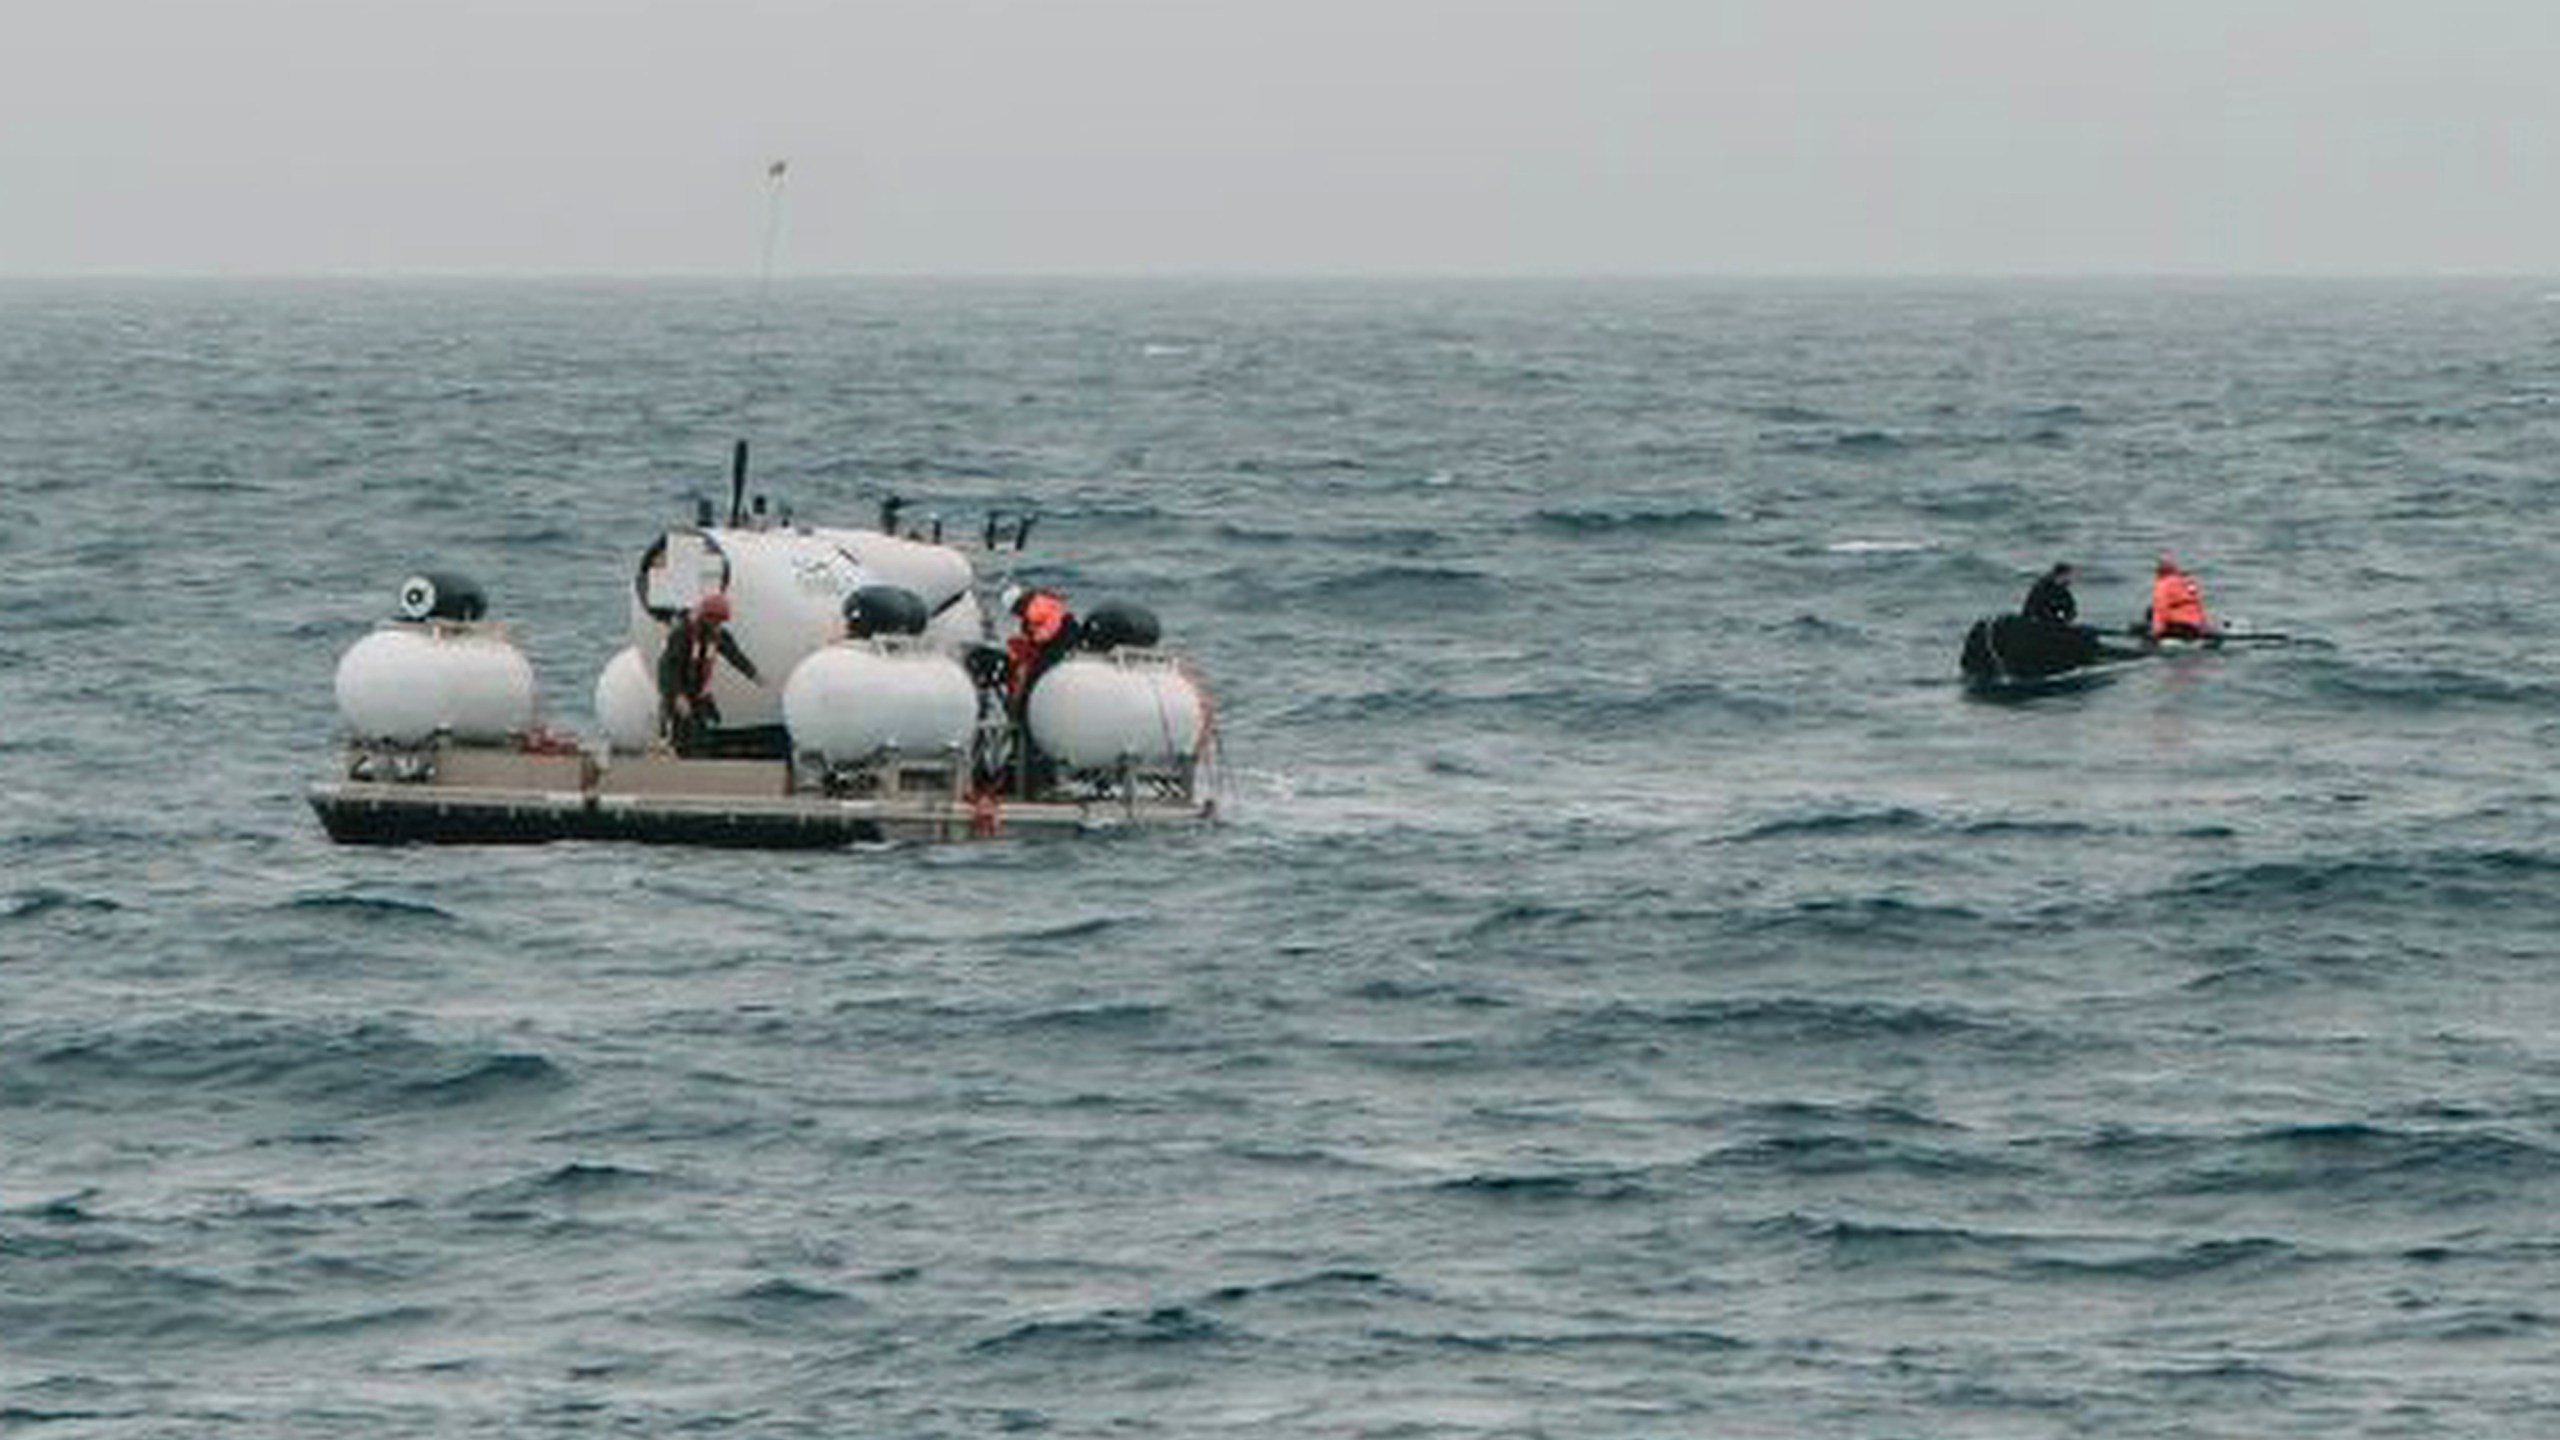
[3,267,2556,285]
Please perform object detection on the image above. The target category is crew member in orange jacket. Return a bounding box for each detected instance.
[2146,554,2215,641]
[1006,588,1077,708]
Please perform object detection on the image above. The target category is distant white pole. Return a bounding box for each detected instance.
[733,159,790,523]
[748,158,790,390]
[757,158,790,310]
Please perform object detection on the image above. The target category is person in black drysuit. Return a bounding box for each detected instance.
[656,591,760,755]
[1999,560,2101,673]
[2020,562,2079,626]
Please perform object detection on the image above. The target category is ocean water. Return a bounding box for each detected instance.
[3,277,2558,1437]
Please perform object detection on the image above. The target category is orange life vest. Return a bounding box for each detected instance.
[2150,571,2208,637]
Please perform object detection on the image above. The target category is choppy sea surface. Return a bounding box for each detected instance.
[4,278,2558,1437]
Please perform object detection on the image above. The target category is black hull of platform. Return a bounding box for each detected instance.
[314,793,889,848]
[309,781,1209,848]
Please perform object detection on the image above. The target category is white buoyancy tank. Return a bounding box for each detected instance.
[630,526,982,731]
[592,645,659,753]
[1025,651,1206,771]
[781,642,978,763]
[334,623,537,744]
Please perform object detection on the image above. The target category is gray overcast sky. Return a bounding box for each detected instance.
[3,0,2554,276]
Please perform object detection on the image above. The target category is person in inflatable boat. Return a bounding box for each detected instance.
[657,590,760,753]
[2144,554,2216,642]
[2020,561,2079,627]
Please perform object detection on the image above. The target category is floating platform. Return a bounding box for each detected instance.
[307,746,1214,847]
[317,500,1221,850]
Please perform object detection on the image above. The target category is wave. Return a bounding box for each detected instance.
[280,890,462,923]
[1729,1097,1957,1133]
[1776,428,1910,455]
[1210,561,1503,622]
[467,521,583,548]
[1744,402,1834,424]
[1724,810,2110,846]
[2156,848,2560,914]
[971,1304,1235,1355]
[1560,995,2051,1057]
[2128,1356,2331,1397]
[1039,499,1176,526]
[1328,524,1456,554]
[1911,480,2036,521]
[1753,1212,2026,1266]
[461,1162,680,1219]
[1360,1323,1750,1357]
[1433,1168,1654,1204]
[2307,664,2560,712]
[530,1160,669,1194]
[395,1051,568,1107]
[1293,562,1500,611]
[1,1188,107,1223]
[2107,1121,2560,1203]
[4,889,123,921]
[1457,898,1608,940]
[1696,1131,2028,1182]
[1210,519,1295,547]
[5,1015,568,1114]
[7,604,120,634]
[1421,751,1494,779]
[1234,453,1372,477]
[164,472,281,497]
[270,1302,446,1340]
[0,1221,149,1265]
[0,1406,129,1430]
[994,1001,1170,1037]
[1957,817,2107,839]
[2022,1236,2303,1282]
[727,1277,858,1308]
[1737,895,1999,945]
[1581,677,1792,728]
[985,914,1132,945]
[1200,1267,1415,1307]
[1530,505,1731,536]
[1782,613,1868,643]
[1763,416,2076,456]
[2363,1306,2557,1343]
[1277,675,1790,730]
[1724,807,1933,843]
[2374,406,2492,433]
[4,1273,260,1351]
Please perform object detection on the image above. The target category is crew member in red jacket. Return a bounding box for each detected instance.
[657,590,760,753]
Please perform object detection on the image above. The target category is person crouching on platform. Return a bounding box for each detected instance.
[657,590,760,755]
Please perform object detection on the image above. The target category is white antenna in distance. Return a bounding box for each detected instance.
[730,157,790,526]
